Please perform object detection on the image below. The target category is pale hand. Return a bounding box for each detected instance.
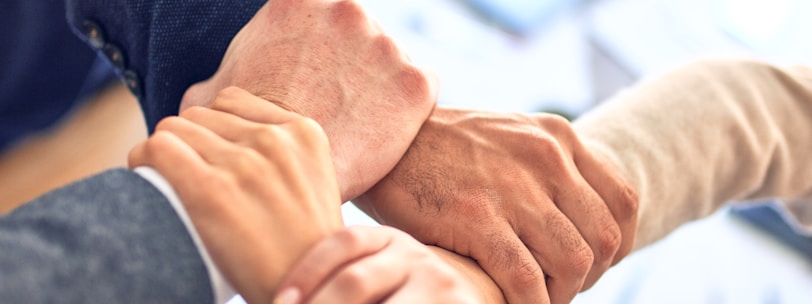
[129,87,343,304]
[276,226,483,304]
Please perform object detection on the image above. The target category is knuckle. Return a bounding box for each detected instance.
[595,222,622,259]
[249,125,279,153]
[335,226,368,250]
[154,116,183,133]
[210,86,243,109]
[538,113,575,138]
[527,132,571,171]
[252,124,281,144]
[534,113,578,147]
[329,0,367,28]
[293,117,328,143]
[528,131,562,154]
[426,263,461,289]
[294,116,322,131]
[229,148,267,180]
[178,106,207,120]
[216,86,245,99]
[371,34,400,59]
[145,131,175,152]
[336,266,371,295]
[180,82,207,109]
[540,113,573,132]
[394,64,433,106]
[615,181,640,221]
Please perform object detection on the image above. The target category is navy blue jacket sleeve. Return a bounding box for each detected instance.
[0,0,117,151]
[0,169,212,303]
[64,0,265,131]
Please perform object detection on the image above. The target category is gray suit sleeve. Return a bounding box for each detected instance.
[0,169,213,303]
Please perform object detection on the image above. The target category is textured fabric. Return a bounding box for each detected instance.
[574,59,812,250]
[0,0,117,152]
[134,167,236,303]
[0,169,212,303]
[65,0,265,132]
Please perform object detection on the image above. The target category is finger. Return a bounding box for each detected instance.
[127,141,147,169]
[383,256,479,304]
[207,86,300,125]
[552,172,620,291]
[572,141,639,266]
[519,203,592,304]
[470,222,550,304]
[153,116,235,165]
[180,106,263,144]
[277,226,391,302]
[128,131,210,198]
[308,238,411,304]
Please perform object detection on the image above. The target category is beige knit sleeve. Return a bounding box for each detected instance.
[573,59,812,249]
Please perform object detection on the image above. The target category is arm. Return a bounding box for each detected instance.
[132,88,501,304]
[0,169,212,303]
[573,59,812,249]
[64,0,265,129]
[129,88,344,303]
[180,0,437,201]
[354,107,637,304]
[276,226,499,304]
[68,0,437,202]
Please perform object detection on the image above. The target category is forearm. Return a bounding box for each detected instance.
[0,169,212,302]
[428,246,506,304]
[574,59,812,249]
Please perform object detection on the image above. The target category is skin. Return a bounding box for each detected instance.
[181,0,639,302]
[129,87,344,303]
[181,0,438,202]
[354,108,639,304]
[276,226,485,304]
[131,88,503,304]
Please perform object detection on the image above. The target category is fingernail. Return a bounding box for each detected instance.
[274,288,300,304]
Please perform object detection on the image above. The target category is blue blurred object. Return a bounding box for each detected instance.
[732,202,812,262]
[463,0,582,33]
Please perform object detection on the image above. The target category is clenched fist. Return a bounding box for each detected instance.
[355,107,638,304]
[181,0,437,201]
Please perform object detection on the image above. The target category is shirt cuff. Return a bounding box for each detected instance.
[134,167,237,304]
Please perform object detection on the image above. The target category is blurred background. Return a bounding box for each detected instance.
[338,0,812,303]
[1,0,810,303]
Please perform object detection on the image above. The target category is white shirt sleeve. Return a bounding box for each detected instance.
[134,167,237,304]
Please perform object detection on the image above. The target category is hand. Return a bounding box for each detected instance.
[129,87,344,304]
[276,226,482,304]
[354,107,639,304]
[181,0,438,201]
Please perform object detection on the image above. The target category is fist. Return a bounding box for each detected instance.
[355,107,638,304]
[182,0,438,201]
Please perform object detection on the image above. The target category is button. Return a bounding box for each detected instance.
[82,20,106,49]
[103,44,126,70]
[123,70,142,100]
